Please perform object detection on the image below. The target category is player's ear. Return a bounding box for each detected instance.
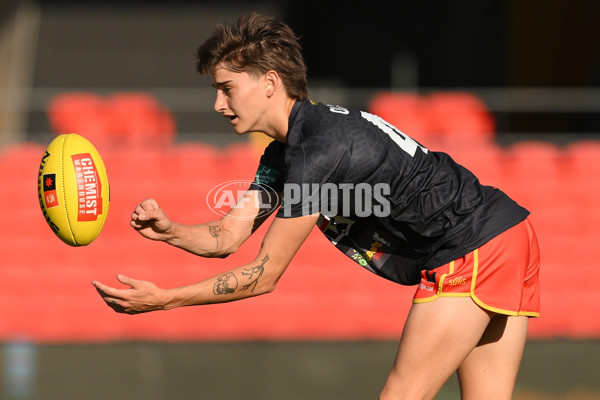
[265,70,279,98]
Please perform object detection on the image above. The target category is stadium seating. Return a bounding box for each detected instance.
[47,92,110,147]
[368,92,431,145]
[107,92,176,149]
[1,90,600,342]
[47,92,175,151]
[426,91,496,147]
[564,140,600,208]
[445,142,506,188]
[501,141,566,210]
[368,91,496,150]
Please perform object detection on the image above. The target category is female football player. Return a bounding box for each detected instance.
[93,13,540,400]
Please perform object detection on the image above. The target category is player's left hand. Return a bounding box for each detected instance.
[92,275,170,314]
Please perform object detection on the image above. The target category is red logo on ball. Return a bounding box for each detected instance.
[71,153,103,221]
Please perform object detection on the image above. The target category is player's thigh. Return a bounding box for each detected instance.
[457,315,529,400]
[380,297,492,400]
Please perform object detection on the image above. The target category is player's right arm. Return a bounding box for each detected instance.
[131,190,279,258]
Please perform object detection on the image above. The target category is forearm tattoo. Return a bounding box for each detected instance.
[240,254,268,293]
[208,225,221,255]
[213,272,237,295]
[212,254,269,296]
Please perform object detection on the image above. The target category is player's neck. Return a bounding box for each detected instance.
[264,97,296,143]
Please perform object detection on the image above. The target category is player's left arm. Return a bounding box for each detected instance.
[92,213,319,314]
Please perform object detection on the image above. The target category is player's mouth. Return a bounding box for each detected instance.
[224,114,238,124]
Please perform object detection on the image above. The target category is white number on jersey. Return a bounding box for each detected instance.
[361,111,428,157]
[328,105,350,115]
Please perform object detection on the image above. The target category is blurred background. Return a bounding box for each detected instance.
[1,0,599,398]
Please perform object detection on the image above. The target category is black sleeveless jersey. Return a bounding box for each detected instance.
[251,100,529,285]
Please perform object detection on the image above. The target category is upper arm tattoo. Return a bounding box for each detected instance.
[208,225,221,255]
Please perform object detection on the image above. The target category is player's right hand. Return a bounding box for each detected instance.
[130,198,174,242]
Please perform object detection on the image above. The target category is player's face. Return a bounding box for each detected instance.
[212,66,269,135]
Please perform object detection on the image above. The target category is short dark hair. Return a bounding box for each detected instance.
[195,13,308,101]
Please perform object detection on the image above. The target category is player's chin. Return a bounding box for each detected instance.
[232,126,250,136]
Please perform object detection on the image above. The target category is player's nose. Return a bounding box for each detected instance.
[214,91,227,113]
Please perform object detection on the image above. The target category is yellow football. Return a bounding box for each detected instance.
[38,133,110,246]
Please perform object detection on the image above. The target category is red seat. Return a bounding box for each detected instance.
[501,141,565,209]
[562,141,600,210]
[107,92,176,149]
[565,140,600,175]
[47,92,176,151]
[0,143,47,210]
[221,143,262,181]
[564,140,600,181]
[47,92,110,148]
[425,92,495,147]
[448,142,506,188]
[368,92,432,146]
[168,143,222,181]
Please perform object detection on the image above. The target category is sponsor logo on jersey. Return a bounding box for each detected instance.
[72,153,103,221]
[317,215,356,246]
[349,249,369,267]
[362,232,395,262]
[365,240,385,261]
[373,232,391,247]
[253,164,281,186]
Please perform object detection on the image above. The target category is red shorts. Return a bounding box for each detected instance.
[413,218,540,317]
